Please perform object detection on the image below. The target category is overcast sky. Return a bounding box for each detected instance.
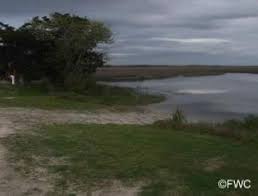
[1,0,258,65]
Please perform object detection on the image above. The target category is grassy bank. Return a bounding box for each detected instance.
[0,83,164,111]
[155,113,258,142]
[2,117,258,195]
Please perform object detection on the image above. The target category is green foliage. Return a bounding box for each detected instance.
[222,115,258,130]
[0,22,48,82]
[21,13,112,86]
[63,72,94,92]
[154,109,187,129]
[243,115,258,129]
[172,108,187,125]
[155,112,258,142]
[0,13,112,87]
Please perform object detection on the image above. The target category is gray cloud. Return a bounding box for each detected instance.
[1,0,258,65]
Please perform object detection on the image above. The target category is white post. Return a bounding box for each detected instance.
[10,75,15,85]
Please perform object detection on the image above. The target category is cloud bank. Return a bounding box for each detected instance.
[1,0,258,65]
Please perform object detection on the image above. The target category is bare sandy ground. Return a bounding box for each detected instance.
[0,117,54,196]
[0,107,169,195]
[0,107,169,126]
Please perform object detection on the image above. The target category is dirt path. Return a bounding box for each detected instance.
[0,107,169,195]
[0,115,55,195]
[0,107,169,126]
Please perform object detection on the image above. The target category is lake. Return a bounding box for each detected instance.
[104,73,258,122]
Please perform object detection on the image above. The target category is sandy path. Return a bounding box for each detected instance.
[0,116,54,195]
[0,107,169,195]
[0,107,169,126]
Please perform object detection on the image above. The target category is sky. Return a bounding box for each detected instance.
[1,0,258,65]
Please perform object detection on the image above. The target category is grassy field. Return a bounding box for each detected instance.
[0,83,164,111]
[2,117,258,195]
[96,65,258,81]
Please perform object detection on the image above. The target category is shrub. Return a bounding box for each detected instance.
[171,108,187,125]
[154,109,187,129]
[64,72,96,92]
[243,115,258,129]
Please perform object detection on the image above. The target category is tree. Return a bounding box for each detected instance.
[0,13,112,87]
[0,22,49,83]
[21,13,112,87]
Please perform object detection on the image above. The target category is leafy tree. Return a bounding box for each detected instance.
[21,13,113,87]
[0,13,112,88]
[0,22,49,83]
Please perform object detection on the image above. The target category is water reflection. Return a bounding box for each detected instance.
[104,73,258,122]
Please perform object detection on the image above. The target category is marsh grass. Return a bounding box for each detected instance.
[96,65,258,81]
[171,109,187,125]
[155,114,258,142]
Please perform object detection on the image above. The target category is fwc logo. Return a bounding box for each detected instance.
[218,179,251,189]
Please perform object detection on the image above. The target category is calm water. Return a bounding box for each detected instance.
[105,73,258,122]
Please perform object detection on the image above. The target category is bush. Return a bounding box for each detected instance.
[172,108,187,125]
[154,109,187,129]
[243,115,258,129]
[154,112,258,142]
[64,72,96,92]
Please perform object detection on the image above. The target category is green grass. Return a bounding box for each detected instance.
[155,114,258,142]
[0,84,164,110]
[2,123,258,195]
